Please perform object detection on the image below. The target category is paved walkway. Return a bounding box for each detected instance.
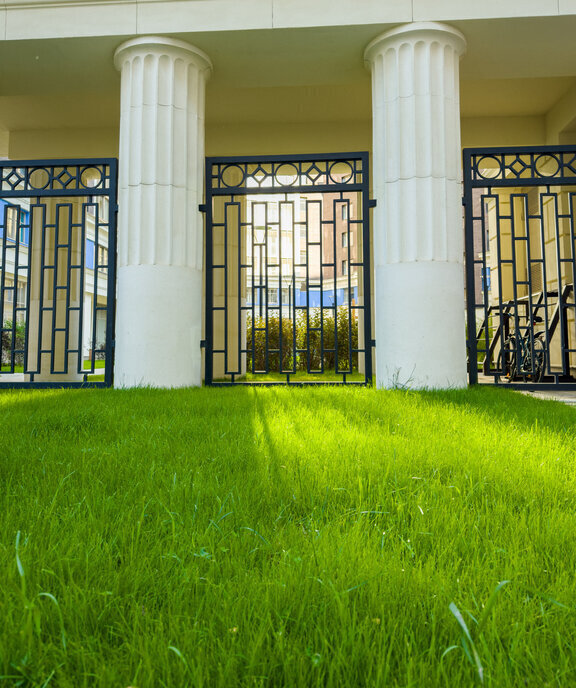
[520,390,576,405]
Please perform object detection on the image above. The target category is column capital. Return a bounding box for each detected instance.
[364,21,466,66]
[114,35,212,75]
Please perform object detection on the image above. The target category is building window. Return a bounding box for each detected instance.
[341,205,348,221]
[19,226,29,246]
[5,206,18,241]
[341,232,348,248]
[268,237,278,258]
[86,239,95,269]
[341,260,347,276]
[4,277,14,302]
[16,281,26,307]
[97,245,108,272]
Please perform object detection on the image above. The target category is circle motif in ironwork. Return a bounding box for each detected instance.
[328,161,354,184]
[534,154,560,178]
[274,163,299,186]
[28,167,52,190]
[475,156,503,180]
[221,164,246,188]
[80,166,104,188]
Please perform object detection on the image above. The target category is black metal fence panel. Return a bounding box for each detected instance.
[464,146,576,388]
[0,159,117,388]
[205,153,373,385]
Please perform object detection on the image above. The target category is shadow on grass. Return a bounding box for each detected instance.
[272,384,576,438]
[414,385,576,435]
[247,385,576,506]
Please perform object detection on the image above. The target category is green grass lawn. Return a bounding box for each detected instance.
[1,386,575,687]
[83,360,106,370]
[1,361,104,375]
[1,365,24,373]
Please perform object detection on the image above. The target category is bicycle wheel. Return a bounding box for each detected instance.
[498,336,517,382]
[529,336,546,382]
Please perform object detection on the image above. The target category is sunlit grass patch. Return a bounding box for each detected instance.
[1,386,575,687]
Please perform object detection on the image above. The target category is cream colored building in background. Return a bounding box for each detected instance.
[2,0,576,388]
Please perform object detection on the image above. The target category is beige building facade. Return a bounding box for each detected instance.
[2,1,576,387]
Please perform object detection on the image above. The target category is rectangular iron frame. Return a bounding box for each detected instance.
[0,158,118,389]
[204,152,373,386]
[464,145,576,390]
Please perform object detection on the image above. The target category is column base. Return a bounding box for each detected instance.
[374,261,467,389]
[114,264,202,388]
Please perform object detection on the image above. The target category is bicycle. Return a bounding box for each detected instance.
[498,317,547,382]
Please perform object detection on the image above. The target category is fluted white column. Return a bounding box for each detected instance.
[365,23,467,389]
[114,37,211,387]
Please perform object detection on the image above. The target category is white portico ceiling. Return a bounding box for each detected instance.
[0,16,575,131]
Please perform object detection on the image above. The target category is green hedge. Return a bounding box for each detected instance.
[246,307,359,373]
[1,320,26,367]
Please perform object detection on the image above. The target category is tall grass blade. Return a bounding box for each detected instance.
[477,580,511,633]
[449,602,484,684]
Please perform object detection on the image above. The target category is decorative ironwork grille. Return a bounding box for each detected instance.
[464,146,576,388]
[0,159,117,388]
[205,153,372,385]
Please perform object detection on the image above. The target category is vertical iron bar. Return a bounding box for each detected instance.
[237,204,242,379]
[204,158,214,385]
[463,175,480,385]
[360,153,373,383]
[36,202,48,377]
[105,163,118,388]
[553,191,568,376]
[463,150,482,385]
[279,199,283,373]
[10,206,21,371]
[509,194,522,370]
[77,203,87,376]
[291,199,297,375]
[0,205,6,370]
[492,192,508,377]
[251,204,256,373]
[346,198,352,376]
[23,203,35,376]
[332,198,338,374]
[479,193,490,375]
[63,203,73,375]
[568,192,576,379]
[539,192,551,379]
[319,199,324,374]
[50,204,60,374]
[305,198,311,373]
[523,194,536,376]
[224,199,229,376]
[91,201,100,374]
[264,201,269,373]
